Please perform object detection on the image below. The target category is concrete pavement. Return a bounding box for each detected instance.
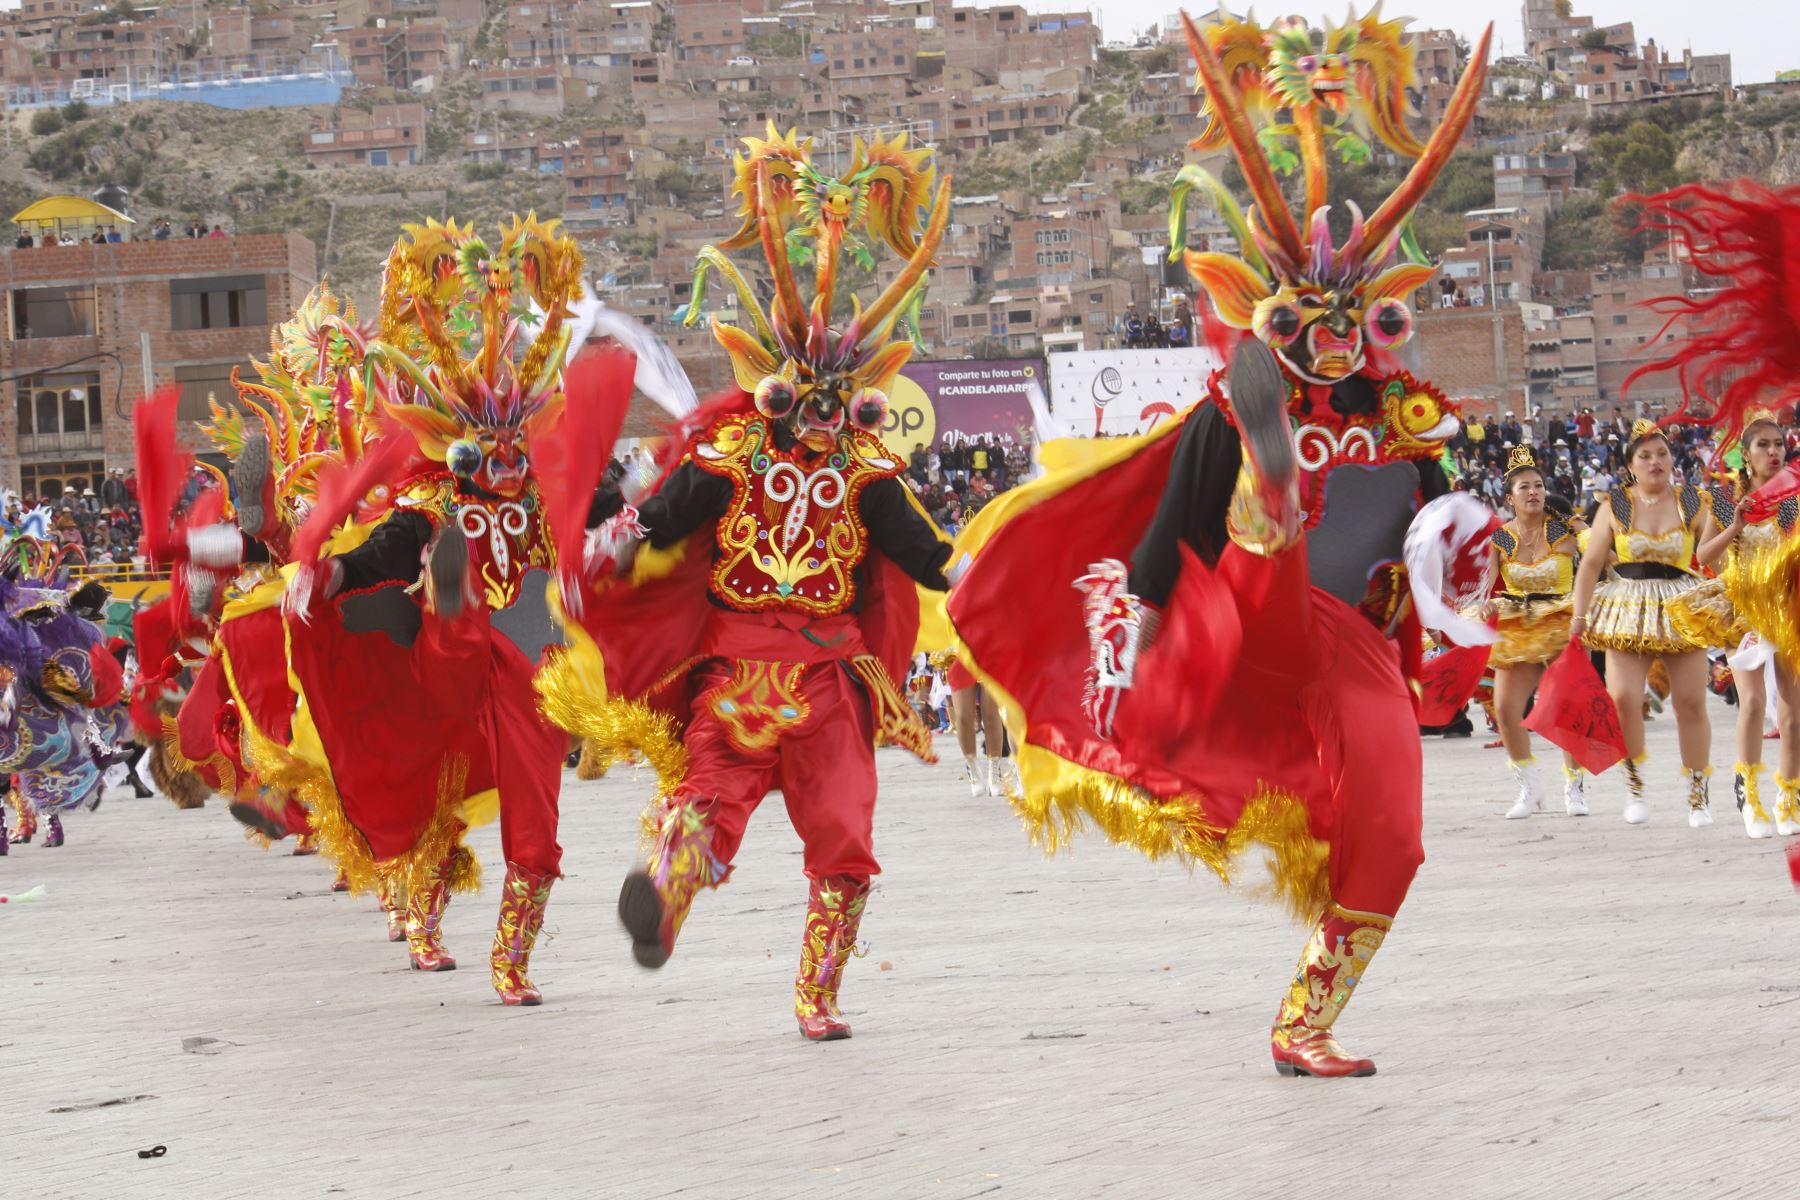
[3,694,1796,1200]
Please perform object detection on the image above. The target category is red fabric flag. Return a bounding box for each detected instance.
[1415,643,1492,726]
[1523,641,1628,775]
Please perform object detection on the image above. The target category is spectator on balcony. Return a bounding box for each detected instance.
[187,220,205,238]
[105,226,123,244]
[1167,315,1191,348]
[101,469,129,509]
[90,228,107,245]
[1122,303,1145,348]
[208,225,227,239]
[152,218,172,241]
[14,229,32,249]
[58,232,77,246]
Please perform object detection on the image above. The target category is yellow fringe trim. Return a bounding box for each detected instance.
[1008,743,1330,923]
[239,717,480,899]
[159,712,239,801]
[534,642,689,845]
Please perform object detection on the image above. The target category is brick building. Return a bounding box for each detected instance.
[1412,304,1529,419]
[305,103,429,168]
[2,233,318,494]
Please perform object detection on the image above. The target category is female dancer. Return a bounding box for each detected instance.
[1683,417,1800,837]
[947,655,1008,798]
[1483,447,1588,818]
[1571,421,1721,825]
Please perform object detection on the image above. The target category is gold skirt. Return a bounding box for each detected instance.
[1665,576,1746,649]
[1489,594,1574,668]
[1586,573,1706,656]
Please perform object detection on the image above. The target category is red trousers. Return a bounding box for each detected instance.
[675,657,879,883]
[1206,542,1426,916]
[417,605,567,878]
[1297,591,1426,916]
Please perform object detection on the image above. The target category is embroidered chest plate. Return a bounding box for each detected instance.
[690,414,901,616]
[1215,369,1459,532]
[398,475,555,612]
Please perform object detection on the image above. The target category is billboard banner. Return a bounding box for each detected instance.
[885,359,1045,451]
[1046,347,1222,438]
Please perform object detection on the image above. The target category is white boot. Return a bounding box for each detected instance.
[1563,765,1589,816]
[1506,759,1544,819]
[1737,764,1773,839]
[1685,766,1713,829]
[1623,755,1649,824]
[986,756,1014,797]
[1775,774,1800,837]
[963,755,983,799]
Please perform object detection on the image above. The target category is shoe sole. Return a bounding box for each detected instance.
[1273,1060,1377,1078]
[228,800,287,840]
[618,870,670,969]
[1228,339,1296,489]
[233,434,271,538]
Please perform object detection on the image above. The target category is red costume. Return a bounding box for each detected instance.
[542,125,954,1039]
[950,11,1497,1077]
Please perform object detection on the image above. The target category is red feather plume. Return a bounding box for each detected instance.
[535,344,637,592]
[132,385,191,564]
[1622,180,1800,455]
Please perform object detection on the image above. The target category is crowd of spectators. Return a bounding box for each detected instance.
[12,218,229,248]
[1447,404,1800,516]
[1120,300,1195,350]
[8,467,146,569]
[902,430,1034,536]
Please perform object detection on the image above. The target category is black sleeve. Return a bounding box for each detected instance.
[1127,405,1243,606]
[859,476,953,590]
[636,461,732,549]
[332,509,432,593]
[1418,456,1451,503]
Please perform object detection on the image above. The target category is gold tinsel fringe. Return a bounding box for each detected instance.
[239,723,478,899]
[535,646,690,846]
[1008,756,1330,923]
[1735,531,1800,676]
[574,739,610,780]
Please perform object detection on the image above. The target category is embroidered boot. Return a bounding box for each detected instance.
[0,811,8,856]
[377,875,407,942]
[1505,758,1545,819]
[1684,766,1713,829]
[1622,753,1649,824]
[1737,763,1772,839]
[406,844,460,972]
[1775,775,1800,838]
[618,800,723,969]
[1270,902,1392,1078]
[11,796,36,844]
[491,862,555,1006]
[796,876,871,1042]
[42,813,64,847]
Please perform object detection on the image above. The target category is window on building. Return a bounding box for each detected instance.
[19,459,105,504]
[1493,256,1513,272]
[1611,314,1629,326]
[174,362,240,424]
[11,284,97,339]
[13,370,103,454]
[170,275,268,331]
[1008,309,1031,323]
